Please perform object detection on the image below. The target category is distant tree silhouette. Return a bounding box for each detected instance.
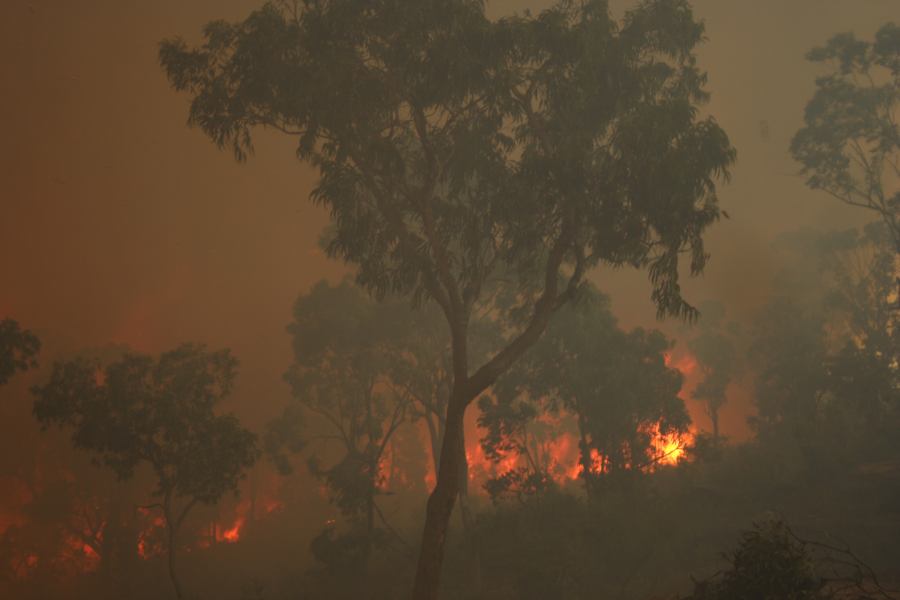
[748,297,829,439]
[32,343,259,600]
[274,280,411,563]
[688,303,740,440]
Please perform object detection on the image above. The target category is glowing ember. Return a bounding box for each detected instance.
[137,513,165,559]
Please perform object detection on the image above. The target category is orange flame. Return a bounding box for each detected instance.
[221,516,245,543]
[652,427,693,467]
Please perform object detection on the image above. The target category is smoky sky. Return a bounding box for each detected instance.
[1,0,897,440]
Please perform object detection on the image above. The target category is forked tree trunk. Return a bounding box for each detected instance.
[413,260,568,598]
[420,394,480,595]
[413,391,468,600]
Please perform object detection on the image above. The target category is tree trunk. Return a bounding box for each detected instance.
[412,271,567,598]
[424,411,442,489]
[165,513,184,600]
[412,392,467,600]
[455,413,483,595]
[366,465,376,564]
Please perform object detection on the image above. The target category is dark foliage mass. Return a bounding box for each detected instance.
[791,23,899,252]
[0,319,40,387]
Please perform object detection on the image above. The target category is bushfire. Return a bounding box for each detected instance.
[2,350,703,581]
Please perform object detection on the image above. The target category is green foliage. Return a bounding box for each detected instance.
[791,22,900,251]
[0,318,40,386]
[160,0,735,323]
[32,344,259,506]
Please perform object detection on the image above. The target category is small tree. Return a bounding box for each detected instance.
[688,303,739,440]
[160,1,735,594]
[276,280,411,559]
[0,318,40,386]
[32,343,259,599]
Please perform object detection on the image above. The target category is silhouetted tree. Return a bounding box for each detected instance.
[0,319,40,386]
[31,343,259,599]
[792,22,900,300]
[160,0,735,593]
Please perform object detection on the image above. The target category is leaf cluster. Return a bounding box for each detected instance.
[160,0,735,320]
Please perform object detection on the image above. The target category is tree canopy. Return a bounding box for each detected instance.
[160,0,734,324]
[791,22,900,252]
